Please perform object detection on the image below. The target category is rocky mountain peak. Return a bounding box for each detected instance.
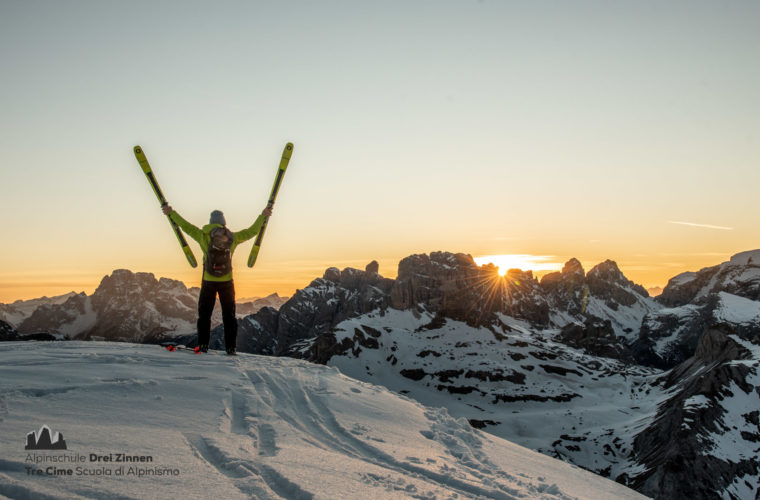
[562,258,585,276]
[539,258,587,314]
[95,269,189,297]
[251,264,395,355]
[659,249,760,307]
[390,252,478,312]
[587,259,624,282]
[729,249,760,266]
[365,260,379,275]
[587,260,649,305]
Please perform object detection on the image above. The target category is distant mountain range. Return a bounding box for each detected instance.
[2,251,759,499]
[0,270,287,342]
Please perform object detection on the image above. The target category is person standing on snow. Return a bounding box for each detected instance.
[161,205,273,355]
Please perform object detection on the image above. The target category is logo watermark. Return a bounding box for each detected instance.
[22,424,180,479]
[25,425,66,450]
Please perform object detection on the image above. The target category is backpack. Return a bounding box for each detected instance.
[205,226,234,277]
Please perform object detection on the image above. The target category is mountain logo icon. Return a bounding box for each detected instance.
[25,425,67,450]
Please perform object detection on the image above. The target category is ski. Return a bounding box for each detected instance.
[133,146,198,268]
[162,344,202,354]
[247,142,294,268]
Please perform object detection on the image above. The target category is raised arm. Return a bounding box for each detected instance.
[163,205,204,244]
[235,206,273,244]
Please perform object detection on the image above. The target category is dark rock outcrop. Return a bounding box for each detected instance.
[559,317,633,362]
[626,324,759,499]
[0,320,18,341]
[390,252,550,327]
[586,260,649,308]
[240,252,655,365]
[540,258,587,315]
[540,258,658,342]
[220,265,393,355]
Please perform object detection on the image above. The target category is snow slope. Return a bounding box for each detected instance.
[0,342,647,499]
[303,309,666,482]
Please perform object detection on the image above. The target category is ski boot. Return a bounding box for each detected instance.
[226,347,237,356]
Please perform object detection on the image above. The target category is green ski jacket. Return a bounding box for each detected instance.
[169,210,265,282]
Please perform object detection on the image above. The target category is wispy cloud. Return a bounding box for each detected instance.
[668,221,734,231]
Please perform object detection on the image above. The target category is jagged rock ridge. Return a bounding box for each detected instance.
[10,270,287,342]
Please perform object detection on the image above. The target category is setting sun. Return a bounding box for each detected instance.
[474,255,563,277]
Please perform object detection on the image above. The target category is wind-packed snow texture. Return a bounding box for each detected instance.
[0,342,647,500]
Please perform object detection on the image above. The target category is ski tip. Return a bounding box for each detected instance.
[133,145,143,155]
[283,142,294,158]
[247,246,261,268]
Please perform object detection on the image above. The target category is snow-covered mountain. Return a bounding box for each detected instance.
[15,270,196,341]
[0,291,78,327]
[0,342,646,499]
[6,270,288,341]
[233,293,289,316]
[632,250,760,368]
[210,250,760,499]
[220,253,658,360]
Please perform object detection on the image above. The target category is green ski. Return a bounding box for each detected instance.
[133,145,198,268]
[248,142,294,268]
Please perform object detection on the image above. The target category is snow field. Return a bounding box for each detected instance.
[0,342,648,499]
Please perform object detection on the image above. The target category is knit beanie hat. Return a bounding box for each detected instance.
[209,210,226,226]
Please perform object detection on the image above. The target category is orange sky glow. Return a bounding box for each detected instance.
[1,2,758,304]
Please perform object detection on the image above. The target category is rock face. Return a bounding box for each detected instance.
[659,250,760,307]
[233,252,657,364]
[19,292,92,336]
[0,292,78,328]
[633,251,760,368]
[540,259,658,342]
[87,270,198,341]
[540,258,587,316]
[9,270,290,343]
[18,270,199,341]
[201,263,395,354]
[389,252,551,327]
[627,324,760,499]
[559,317,634,362]
[0,320,18,341]
[586,260,650,308]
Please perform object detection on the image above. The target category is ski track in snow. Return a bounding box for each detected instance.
[0,342,647,500]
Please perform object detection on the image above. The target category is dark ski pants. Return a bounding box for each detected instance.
[197,279,237,350]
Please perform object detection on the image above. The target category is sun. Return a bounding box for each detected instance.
[473,254,563,277]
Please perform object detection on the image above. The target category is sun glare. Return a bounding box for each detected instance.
[474,255,563,277]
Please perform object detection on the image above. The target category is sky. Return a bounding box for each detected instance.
[1,0,758,302]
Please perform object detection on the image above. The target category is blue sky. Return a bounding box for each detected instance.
[1,0,758,300]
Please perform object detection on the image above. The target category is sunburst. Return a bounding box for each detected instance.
[473,254,562,276]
